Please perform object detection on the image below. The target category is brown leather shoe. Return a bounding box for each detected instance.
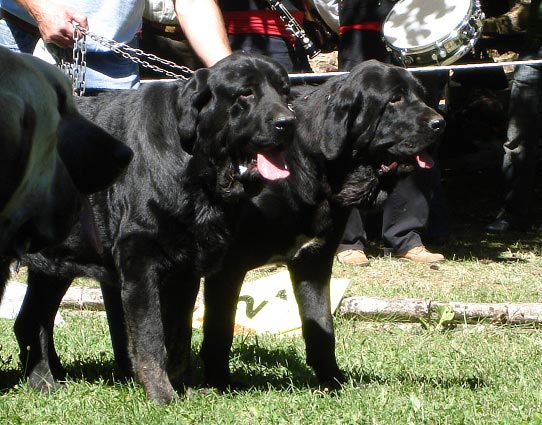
[394,245,445,263]
[336,249,370,266]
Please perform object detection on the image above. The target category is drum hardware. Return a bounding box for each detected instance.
[383,0,485,67]
[265,0,321,58]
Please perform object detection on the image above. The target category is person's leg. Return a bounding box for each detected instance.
[427,160,450,242]
[82,36,140,91]
[487,55,542,232]
[382,171,428,254]
[0,17,39,53]
[382,169,444,263]
[336,209,370,265]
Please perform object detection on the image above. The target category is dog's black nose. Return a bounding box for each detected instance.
[274,115,295,131]
[429,117,446,134]
[114,144,134,169]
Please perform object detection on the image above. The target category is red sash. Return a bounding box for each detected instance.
[339,22,383,35]
[223,10,304,44]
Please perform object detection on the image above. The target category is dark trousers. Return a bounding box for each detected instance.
[497,47,542,224]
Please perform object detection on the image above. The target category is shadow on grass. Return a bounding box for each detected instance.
[191,343,488,393]
[62,358,129,385]
[350,369,487,391]
[0,367,23,392]
[0,358,129,393]
[435,164,542,262]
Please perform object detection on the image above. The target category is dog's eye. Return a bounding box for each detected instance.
[390,94,403,104]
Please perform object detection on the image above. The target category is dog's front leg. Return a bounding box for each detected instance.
[160,271,200,391]
[289,249,346,388]
[200,266,247,389]
[118,255,177,404]
[0,258,10,299]
[14,270,72,393]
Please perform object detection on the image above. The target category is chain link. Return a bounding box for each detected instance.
[54,23,87,95]
[56,22,194,95]
[72,24,87,95]
[74,23,194,81]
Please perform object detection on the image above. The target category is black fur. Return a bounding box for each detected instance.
[16,53,294,404]
[199,60,445,389]
[0,46,131,296]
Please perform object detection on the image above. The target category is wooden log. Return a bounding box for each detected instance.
[62,286,104,311]
[431,301,508,324]
[507,303,542,324]
[57,288,542,326]
[339,296,429,321]
[340,296,542,325]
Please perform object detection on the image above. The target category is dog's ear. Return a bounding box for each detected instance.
[177,68,212,154]
[57,115,133,194]
[0,99,34,209]
[319,87,359,161]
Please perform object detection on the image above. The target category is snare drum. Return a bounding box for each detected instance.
[382,0,484,67]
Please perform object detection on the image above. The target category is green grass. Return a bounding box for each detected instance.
[1,149,542,423]
[0,311,542,424]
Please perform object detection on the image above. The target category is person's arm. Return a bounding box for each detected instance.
[15,0,88,48]
[174,0,231,66]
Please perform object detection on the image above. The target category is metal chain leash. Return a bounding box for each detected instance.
[54,24,87,95]
[71,24,87,95]
[72,23,194,83]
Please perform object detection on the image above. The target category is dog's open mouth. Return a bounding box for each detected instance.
[378,149,434,176]
[239,151,290,181]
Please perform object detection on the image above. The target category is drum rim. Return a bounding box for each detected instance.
[382,0,477,51]
[385,16,482,54]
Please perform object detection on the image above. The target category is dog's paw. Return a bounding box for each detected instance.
[27,365,62,395]
[318,369,347,391]
[145,382,179,405]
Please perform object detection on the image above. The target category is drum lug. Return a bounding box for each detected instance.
[436,42,447,60]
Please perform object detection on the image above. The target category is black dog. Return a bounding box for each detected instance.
[16,53,294,403]
[199,60,445,389]
[0,47,132,295]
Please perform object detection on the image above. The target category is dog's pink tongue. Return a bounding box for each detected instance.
[416,151,434,169]
[256,153,290,180]
[79,197,103,255]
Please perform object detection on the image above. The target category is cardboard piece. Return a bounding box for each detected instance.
[193,271,349,335]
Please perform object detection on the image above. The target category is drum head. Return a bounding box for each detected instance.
[383,0,473,50]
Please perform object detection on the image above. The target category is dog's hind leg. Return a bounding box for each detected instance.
[160,272,200,391]
[200,267,247,389]
[289,249,346,388]
[14,270,72,393]
[119,262,177,404]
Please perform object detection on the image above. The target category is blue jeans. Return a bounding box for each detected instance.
[499,47,542,223]
[0,17,139,90]
[0,17,38,53]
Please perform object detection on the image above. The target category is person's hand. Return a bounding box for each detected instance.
[25,0,88,48]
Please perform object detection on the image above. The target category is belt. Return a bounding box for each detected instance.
[223,10,304,43]
[142,18,183,35]
[0,9,40,35]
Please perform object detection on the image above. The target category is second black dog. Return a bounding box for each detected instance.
[200,60,445,389]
